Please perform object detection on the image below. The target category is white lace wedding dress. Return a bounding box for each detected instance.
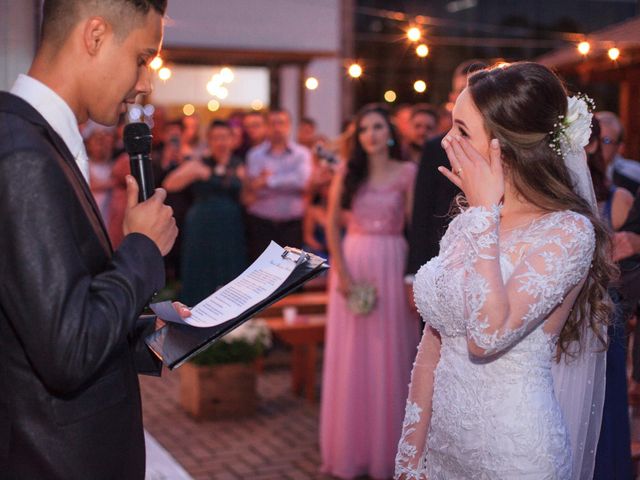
[395,205,596,479]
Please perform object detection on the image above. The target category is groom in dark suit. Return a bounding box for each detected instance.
[406,60,487,282]
[0,1,181,478]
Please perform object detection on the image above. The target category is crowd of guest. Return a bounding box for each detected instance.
[83,97,448,302]
[82,59,640,479]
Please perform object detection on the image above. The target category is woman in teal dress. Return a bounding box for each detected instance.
[164,120,248,305]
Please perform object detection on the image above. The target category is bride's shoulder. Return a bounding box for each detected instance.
[544,210,593,233]
[536,210,595,249]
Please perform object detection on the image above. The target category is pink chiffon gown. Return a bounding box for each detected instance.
[320,162,421,479]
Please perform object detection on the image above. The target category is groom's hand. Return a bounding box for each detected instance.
[155,302,191,330]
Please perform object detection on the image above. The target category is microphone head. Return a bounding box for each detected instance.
[123,122,153,155]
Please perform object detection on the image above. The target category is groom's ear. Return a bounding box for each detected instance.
[83,17,110,57]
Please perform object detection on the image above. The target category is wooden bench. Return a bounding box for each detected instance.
[266,315,326,402]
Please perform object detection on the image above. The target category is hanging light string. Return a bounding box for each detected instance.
[357,5,627,61]
[356,6,584,42]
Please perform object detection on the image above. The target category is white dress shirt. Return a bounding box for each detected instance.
[10,74,90,183]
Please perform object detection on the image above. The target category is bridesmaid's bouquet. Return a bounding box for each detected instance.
[347,282,377,316]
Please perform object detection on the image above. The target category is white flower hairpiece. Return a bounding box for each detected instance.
[549,94,595,157]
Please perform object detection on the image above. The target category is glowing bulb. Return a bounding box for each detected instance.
[251,100,264,111]
[414,80,427,93]
[384,90,397,103]
[158,67,172,81]
[577,41,590,55]
[220,67,234,83]
[129,105,142,121]
[407,27,421,42]
[305,77,319,90]
[149,56,163,71]
[143,104,155,117]
[348,63,363,78]
[608,47,620,61]
[416,44,429,58]
[207,99,220,112]
[183,104,195,116]
[215,86,229,100]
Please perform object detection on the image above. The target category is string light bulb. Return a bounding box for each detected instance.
[608,47,620,61]
[407,26,421,42]
[416,44,429,58]
[207,100,220,112]
[216,86,229,100]
[414,80,427,93]
[577,41,590,56]
[158,67,172,81]
[384,90,397,103]
[149,56,163,71]
[183,104,195,116]
[305,77,319,90]
[220,67,234,83]
[348,63,363,79]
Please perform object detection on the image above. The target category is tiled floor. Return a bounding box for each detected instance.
[140,364,329,480]
[141,352,640,479]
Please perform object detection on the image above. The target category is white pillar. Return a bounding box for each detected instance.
[0,0,39,90]
[305,57,342,138]
[280,65,300,132]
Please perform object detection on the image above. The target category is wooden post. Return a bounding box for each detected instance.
[299,62,308,122]
[340,0,356,123]
[269,64,281,109]
[619,74,640,162]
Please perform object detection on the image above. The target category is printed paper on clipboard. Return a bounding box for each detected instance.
[150,241,308,328]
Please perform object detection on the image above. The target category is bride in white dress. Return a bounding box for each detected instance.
[395,62,616,480]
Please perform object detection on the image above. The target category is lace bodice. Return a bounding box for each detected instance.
[395,206,596,479]
[347,162,416,236]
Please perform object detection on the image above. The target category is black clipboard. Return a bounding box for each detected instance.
[145,247,329,370]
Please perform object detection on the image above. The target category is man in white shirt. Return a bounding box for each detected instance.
[0,1,183,478]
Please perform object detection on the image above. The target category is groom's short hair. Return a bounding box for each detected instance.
[41,0,167,46]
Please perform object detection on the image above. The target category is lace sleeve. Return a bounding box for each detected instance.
[395,324,441,480]
[458,205,595,357]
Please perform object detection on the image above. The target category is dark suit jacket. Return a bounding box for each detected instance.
[0,92,165,479]
[613,168,640,198]
[621,192,640,235]
[407,134,461,276]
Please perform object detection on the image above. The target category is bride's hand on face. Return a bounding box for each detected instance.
[439,135,505,208]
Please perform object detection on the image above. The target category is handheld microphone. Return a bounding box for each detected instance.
[123,122,155,202]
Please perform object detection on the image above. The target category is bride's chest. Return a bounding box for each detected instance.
[413,236,524,337]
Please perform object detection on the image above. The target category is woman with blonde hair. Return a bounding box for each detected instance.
[395,62,616,479]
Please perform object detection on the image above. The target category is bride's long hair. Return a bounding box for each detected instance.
[467,62,616,359]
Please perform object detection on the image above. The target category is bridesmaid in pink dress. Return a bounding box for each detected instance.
[320,104,421,479]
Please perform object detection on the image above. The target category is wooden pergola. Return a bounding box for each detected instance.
[538,16,640,161]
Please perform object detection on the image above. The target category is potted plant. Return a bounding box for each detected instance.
[179,318,272,420]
